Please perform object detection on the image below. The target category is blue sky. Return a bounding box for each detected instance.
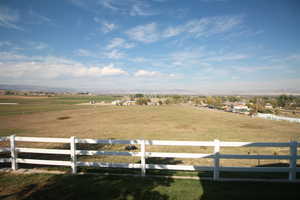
[0,0,299,93]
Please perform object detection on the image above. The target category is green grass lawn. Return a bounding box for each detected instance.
[0,95,120,116]
[0,172,299,200]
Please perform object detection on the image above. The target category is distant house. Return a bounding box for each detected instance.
[232,105,250,114]
[147,102,160,106]
[112,100,136,106]
[265,103,273,109]
[111,100,121,105]
[123,100,136,106]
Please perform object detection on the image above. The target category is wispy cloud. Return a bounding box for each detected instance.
[94,17,117,33]
[126,16,242,43]
[0,41,12,47]
[0,51,28,61]
[104,49,125,59]
[101,0,158,16]
[69,0,158,16]
[74,49,95,57]
[106,37,135,49]
[0,6,24,31]
[74,48,125,59]
[126,22,160,43]
[26,9,53,25]
[25,41,48,50]
[0,41,48,52]
[173,15,243,38]
[134,69,161,77]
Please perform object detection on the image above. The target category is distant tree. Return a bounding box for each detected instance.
[228,96,240,102]
[165,99,171,105]
[5,90,14,95]
[276,95,295,108]
[172,95,182,104]
[136,98,149,105]
[135,94,144,98]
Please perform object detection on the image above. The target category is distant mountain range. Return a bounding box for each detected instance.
[0,84,299,95]
[0,84,77,93]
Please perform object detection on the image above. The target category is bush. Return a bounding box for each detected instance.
[136,98,149,105]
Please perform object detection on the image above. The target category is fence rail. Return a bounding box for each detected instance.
[0,136,299,181]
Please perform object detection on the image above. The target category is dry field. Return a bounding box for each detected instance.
[1,96,300,169]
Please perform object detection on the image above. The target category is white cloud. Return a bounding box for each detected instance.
[106,37,135,49]
[134,69,161,77]
[0,52,28,61]
[129,3,157,16]
[126,16,242,43]
[0,54,128,79]
[163,26,183,38]
[104,49,125,59]
[94,17,117,33]
[100,0,158,16]
[179,16,242,38]
[0,6,24,31]
[73,64,128,77]
[101,21,117,33]
[74,48,126,60]
[126,23,160,43]
[74,49,95,57]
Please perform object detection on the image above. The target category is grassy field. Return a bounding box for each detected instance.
[0,95,300,167]
[0,95,120,116]
[0,95,300,199]
[0,172,300,200]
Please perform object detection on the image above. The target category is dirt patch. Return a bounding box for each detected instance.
[239,123,266,129]
[56,116,71,120]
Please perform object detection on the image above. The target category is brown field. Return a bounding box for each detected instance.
[1,102,300,168]
[1,105,299,141]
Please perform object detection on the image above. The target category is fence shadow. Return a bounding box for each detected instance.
[2,157,181,200]
[198,177,300,200]
[18,174,172,200]
[198,162,300,200]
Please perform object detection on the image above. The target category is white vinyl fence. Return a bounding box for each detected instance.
[256,113,300,123]
[0,136,299,182]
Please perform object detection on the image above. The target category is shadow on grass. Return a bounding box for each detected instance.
[21,174,172,200]
[199,162,300,200]
[1,158,181,200]
[199,179,300,200]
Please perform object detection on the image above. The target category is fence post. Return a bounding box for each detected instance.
[10,135,17,170]
[289,141,297,181]
[213,139,220,180]
[70,136,77,174]
[141,139,146,176]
